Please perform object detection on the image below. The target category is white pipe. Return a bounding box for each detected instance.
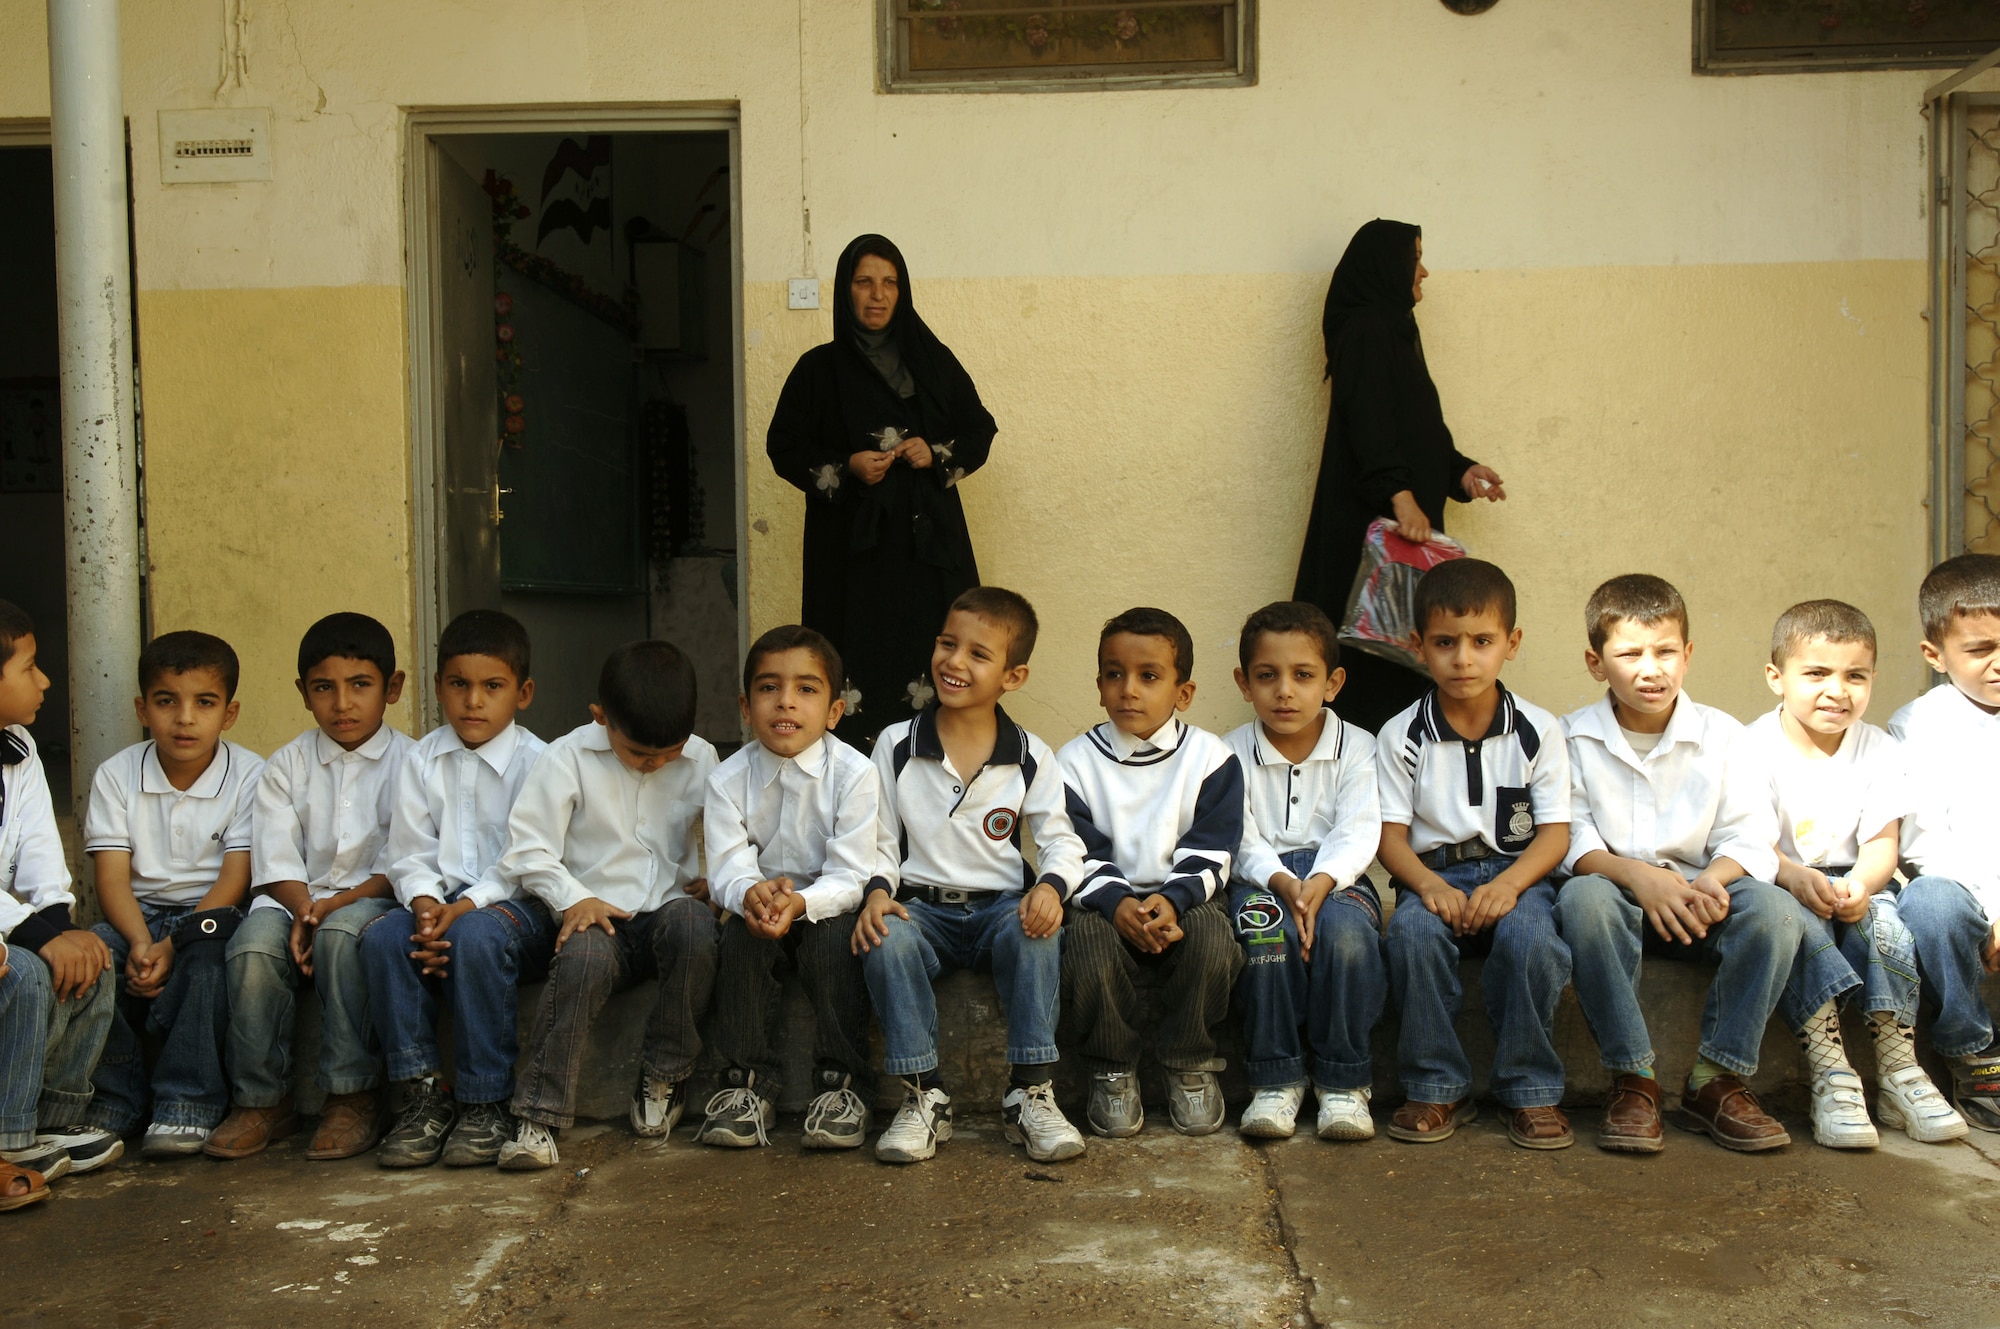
[47,0,142,824]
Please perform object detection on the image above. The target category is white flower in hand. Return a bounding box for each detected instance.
[872,426,905,452]
[839,685,864,716]
[943,468,967,489]
[814,463,843,495]
[933,440,955,466]
[906,677,935,710]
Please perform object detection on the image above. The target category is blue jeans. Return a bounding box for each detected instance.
[1384,857,1570,1108]
[1898,875,1995,1059]
[0,944,117,1147]
[862,891,1060,1077]
[224,897,395,1105]
[359,894,557,1105]
[1814,893,1918,1025]
[1229,847,1386,1092]
[86,902,237,1132]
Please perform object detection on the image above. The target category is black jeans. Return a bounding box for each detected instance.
[709,911,872,1100]
[1059,897,1243,1075]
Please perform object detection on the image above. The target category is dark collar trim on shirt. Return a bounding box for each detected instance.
[1085,723,1176,767]
[907,702,1027,768]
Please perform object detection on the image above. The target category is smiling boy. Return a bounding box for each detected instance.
[1374,562,1574,1148]
[83,631,262,1158]
[209,613,414,1162]
[1058,607,1245,1138]
[853,587,1090,1164]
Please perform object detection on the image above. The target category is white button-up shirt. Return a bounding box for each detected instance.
[1891,682,2000,921]
[250,723,416,916]
[1741,709,1905,871]
[387,720,547,909]
[84,739,263,906]
[0,726,73,940]
[1225,711,1382,900]
[496,722,715,917]
[706,734,880,923]
[1562,692,1779,882]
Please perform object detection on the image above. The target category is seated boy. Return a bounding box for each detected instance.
[1554,575,1863,1154]
[83,630,262,1158]
[701,626,878,1149]
[1751,600,1964,1143]
[208,612,415,1162]
[1891,553,2000,1131]
[1375,562,1574,1148]
[496,640,718,1170]
[360,610,552,1168]
[1059,607,1245,1139]
[1225,601,1384,1142]
[853,587,1089,1164]
[0,600,119,1192]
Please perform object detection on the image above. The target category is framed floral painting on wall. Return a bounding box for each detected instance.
[880,1,1254,92]
[1698,0,2000,73]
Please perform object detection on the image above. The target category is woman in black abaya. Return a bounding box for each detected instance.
[1293,220,1508,733]
[766,234,996,745]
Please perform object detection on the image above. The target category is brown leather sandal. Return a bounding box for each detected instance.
[0,1162,50,1212]
[1387,1097,1477,1143]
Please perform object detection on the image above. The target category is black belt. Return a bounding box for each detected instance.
[1421,838,1498,870]
[896,885,994,906]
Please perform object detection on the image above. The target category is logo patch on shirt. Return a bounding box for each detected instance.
[1495,786,1535,854]
[983,807,1017,841]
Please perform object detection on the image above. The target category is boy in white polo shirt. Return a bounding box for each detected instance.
[1225,601,1383,1143]
[496,640,718,1170]
[853,587,1089,1165]
[209,612,414,1163]
[700,625,879,1150]
[83,631,262,1158]
[360,610,552,1169]
[1750,600,1964,1144]
[1376,562,1574,1149]
[1059,607,1245,1140]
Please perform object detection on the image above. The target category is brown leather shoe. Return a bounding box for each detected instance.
[202,1098,300,1159]
[1672,1074,1791,1152]
[1598,1073,1665,1154]
[1506,1104,1575,1150]
[1387,1097,1476,1143]
[306,1092,384,1161]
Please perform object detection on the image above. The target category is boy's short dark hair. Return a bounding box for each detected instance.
[598,640,698,749]
[140,631,241,700]
[437,609,532,682]
[1237,601,1340,673]
[947,586,1040,669]
[1585,574,1689,654]
[1919,553,2000,644]
[742,624,845,698]
[1100,607,1194,683]
[1413,559,1517,635]
[298,611,398,681]
[1771,600,1876,667]
[0,600,33,670]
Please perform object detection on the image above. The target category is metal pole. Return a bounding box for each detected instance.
[47,0,141,828]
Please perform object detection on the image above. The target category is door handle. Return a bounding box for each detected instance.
[493,483,513,528]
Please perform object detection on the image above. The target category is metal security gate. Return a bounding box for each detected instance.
[1932,90,2000,560]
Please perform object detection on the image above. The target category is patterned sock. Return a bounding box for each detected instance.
[1687,1057,1729,1091]
[1869,1010,1919,1077]
[1798,1000,1853,1077]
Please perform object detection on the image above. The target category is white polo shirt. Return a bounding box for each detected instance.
[1377,685,1569,861]
[1891,682,2000,922]
[250,723,416,916]
[496,722,715,918]
[1562,692,1778,882]
[869,704,1086,899]
[84,739,263,907]
[1741,709,1905,871]
[0,726,73,942]
[706,734,880,923]
[1224,711,1382,901]
[387,720,547,909]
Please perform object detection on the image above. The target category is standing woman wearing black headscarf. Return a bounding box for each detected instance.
[767,234,997,745]
[1292,219,1508,733]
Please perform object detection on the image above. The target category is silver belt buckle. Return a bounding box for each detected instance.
[938,887,971,905]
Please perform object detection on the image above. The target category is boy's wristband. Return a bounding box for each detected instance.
[864,876,894,902]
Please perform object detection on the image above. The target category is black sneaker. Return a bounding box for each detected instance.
[1,1139,72,1182]
[377,1077,457,1169]
[442,1101,513,1167]
[696,1068,774,1149]
[1952,1048,2000,1133]
[35,1125,121,1174]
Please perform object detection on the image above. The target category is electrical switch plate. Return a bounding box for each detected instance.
[158,108,273,183]
[788,278,820,310]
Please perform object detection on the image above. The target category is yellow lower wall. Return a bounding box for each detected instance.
[131,259,1927,760]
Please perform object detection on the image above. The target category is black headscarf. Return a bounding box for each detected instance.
[1321,219,1422,364]
[832,234,950,400]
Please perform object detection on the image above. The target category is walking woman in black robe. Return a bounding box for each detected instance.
[1292,219,1508,734]
[766,234,997,745]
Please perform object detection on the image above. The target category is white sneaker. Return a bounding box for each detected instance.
[496,1120,560,1171]
[1002,1082,1085,1162]
[35,1125,121,1174]
[875,1081,952,1163]
[140,1123,212,1159]
[1316,1087,1375,1141]
[1167,1071,1225,1136]
[1876,1065,1970,1143]
[1239,1085,1305,1139]
[1810,1068,1880,1149]
[629,1072,687,1139]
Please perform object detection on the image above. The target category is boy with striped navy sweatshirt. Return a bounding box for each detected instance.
[1058,607,1245,1139]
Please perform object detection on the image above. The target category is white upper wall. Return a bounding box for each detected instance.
[0,0,1938,291]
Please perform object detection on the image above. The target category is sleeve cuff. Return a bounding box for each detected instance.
[1159,879,1206,918]
[865,876,895,901]
[15,905,78,955]
[1033,872,1068,898]
[1085,883,1134,921]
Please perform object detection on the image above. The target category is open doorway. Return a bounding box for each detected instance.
[411,116,743,747]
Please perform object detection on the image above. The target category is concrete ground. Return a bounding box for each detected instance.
[8,1101,2000,1329]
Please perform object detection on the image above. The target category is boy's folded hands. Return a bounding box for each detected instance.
[744,877,805,940]
[1286,873,1335,959]
[126,936,175,998]
[408,894,478,975]
[1461,879,1520,934]
[39,928,112,1000]
[1776,859,1844,921]
[1114,893,1182,954]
